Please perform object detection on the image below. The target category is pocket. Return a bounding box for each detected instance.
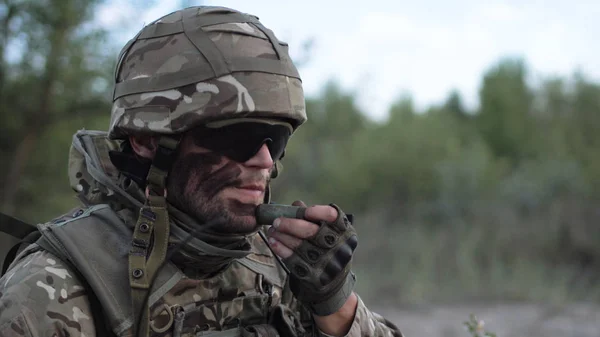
[241,324,280,337]
[176,293,272,334]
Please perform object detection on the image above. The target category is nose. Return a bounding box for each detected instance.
[244,143,274,169]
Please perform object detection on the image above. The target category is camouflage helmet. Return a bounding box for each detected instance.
[108,6,307,140]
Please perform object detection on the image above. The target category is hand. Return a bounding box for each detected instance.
[266,200,358,316]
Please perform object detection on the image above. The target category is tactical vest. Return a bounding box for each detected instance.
[1,205,318,337]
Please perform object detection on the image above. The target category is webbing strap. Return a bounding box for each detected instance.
[0,213,38,275]
[145,136,180,195]
[114,65,213,99]
[130,201,173,337]
[113,9,298,100]
[2,230,41,275]
[113,29,144,87]
[195,11,261,28]
[0,212,37,240]
[137,12,262,40]
[113,56,299,100]
[252,22,284,60]
[229,57,300,78]
[112,31,144,101]
[183,9,230,78]
[138,21,184,39]
[129,135,180,337]
[129,206,154,337]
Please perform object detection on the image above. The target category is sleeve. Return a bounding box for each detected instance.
[0,250,96,337]
[318,295,404,337]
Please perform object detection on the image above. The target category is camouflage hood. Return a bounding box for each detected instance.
[68,129,252,276]
[68,129,145,210]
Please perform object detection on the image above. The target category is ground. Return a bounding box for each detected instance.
[375,302,600,337]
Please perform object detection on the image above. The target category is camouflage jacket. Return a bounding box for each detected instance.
[0,132,403,337]
[0,212,402,337]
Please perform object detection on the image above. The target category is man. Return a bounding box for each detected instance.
[0,6,403,337]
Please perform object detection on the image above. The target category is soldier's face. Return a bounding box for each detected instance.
[166,132,275,234]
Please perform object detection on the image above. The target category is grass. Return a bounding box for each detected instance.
[351,199,600,306]
[464,314,497,337]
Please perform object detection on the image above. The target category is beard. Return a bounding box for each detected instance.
[166,151,269,234]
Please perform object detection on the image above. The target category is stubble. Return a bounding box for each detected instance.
[167,151,267,234]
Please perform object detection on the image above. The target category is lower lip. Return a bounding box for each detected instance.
[233,187,264,198]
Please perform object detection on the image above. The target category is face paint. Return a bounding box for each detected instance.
[167,150,270,234]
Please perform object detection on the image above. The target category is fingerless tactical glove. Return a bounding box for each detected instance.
[282,204,358,316]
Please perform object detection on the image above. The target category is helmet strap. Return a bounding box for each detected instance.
[264,184,272,204]
[128,134,181,337]
[263,160,282,204]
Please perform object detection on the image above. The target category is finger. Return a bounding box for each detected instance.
[292,200,307,207]
[267,228,303,250]
[274,217,319,239]
[267,237,293,259]
[304,205,338,223]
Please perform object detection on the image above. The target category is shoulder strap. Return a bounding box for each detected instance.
[1,212,41,275]
[36,237,117,337]
[2,231,41,275]
[0,212,37,239]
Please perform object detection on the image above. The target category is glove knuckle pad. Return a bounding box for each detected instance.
[291,260,310,279]
[335,243,353,267]
[346,234,358,252]
[314,226,339,248]
[295,241,323,265]
[321,258,343,285]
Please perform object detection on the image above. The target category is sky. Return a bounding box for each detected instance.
[96,0,600,121]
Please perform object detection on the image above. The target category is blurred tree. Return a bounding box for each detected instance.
[272,81,370,208]
[0,0,113,220]
[444,89,469,120]
[476,58,533,165]
[568,73,600,194]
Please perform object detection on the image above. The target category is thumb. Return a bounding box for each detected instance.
[292,200,307,207]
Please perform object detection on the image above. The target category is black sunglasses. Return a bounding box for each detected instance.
[189,122,291,162]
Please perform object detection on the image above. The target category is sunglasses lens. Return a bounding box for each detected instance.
[191,123,290,162]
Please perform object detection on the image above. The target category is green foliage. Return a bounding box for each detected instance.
[273,57,600,305]
[0,0,113,219]
[464,314,497,337]
[476,58,534,163]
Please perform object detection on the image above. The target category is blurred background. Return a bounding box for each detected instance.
[1,0,600,336]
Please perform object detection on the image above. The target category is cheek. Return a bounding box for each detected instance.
[179,151,225,174]
[183,172,201,193]
[185,161,230,190]
[170,152,222,188]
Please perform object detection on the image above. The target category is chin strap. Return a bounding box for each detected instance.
[128,135,180,337]
[263,160,283,204]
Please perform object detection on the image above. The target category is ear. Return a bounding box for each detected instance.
[129,135,158,159]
